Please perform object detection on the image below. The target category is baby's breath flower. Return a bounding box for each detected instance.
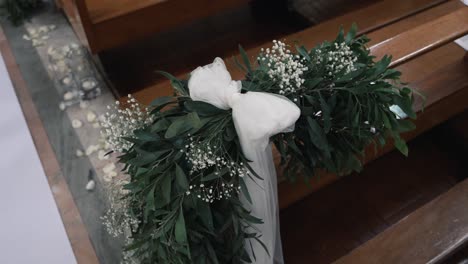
[101,95,154,152]
[258,40,308,95]
[188,182,241,203]
[319,42,357,76]
[101,179,139,243]
[183,137,246,202]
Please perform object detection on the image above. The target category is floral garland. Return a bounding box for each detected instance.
[101,25,416,264]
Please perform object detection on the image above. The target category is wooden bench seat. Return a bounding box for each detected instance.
[130,0,468,209]
[85,0,166,24]
[130,0,452,102]
[57,0,251,53]
[334,178,468,264]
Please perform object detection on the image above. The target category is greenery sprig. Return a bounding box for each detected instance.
[238,24,416,181]
[106,92,263,263]
[102,24,417,263]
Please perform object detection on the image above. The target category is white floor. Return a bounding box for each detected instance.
[0,52,76,263]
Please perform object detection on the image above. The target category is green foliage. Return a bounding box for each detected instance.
[1,0,42,25]
[119,93,260,263]
[239,24,417,180]
[112,24,419,263]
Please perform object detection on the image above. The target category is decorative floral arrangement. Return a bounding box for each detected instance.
[101,25,416,264]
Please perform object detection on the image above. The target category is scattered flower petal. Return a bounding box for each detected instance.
[72,119,83,128]
[76,149,84,157]
[63,91,74,101]
[87,111,97,123]
[103,163,116,174]
[86,144,99,155]
[86,180,96,191]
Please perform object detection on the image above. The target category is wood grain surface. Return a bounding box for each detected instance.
[334,178,468,264]
[64,0,252,52]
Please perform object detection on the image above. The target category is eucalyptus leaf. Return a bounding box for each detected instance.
[165,117,193,138]
[175,164,189,190]
[175,209,187,243]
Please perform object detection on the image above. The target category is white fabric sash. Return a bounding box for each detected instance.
[188,58,300,264]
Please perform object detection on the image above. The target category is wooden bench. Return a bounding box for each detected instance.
[130,0,450,101]
[334,178,468,264]
[130,0,468,209]
[55,0,251,53]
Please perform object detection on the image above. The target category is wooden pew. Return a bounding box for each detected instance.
[131,0,452,103]
[129,0,468,209]
[334,178,468,264]
[56,0,251,53]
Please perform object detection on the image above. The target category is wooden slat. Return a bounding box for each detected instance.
[334,178,468,264]
[90,0,252,53]
[86,0,166,23]
[370,7,468,66]
[366,0,464,47]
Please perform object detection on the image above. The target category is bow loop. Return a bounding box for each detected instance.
[188,57,241,110]
[189,58,300,155]
[230,92,300,156]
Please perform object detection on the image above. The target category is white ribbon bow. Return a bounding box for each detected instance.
[189,58,300,264]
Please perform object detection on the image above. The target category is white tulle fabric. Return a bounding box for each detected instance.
[189,58,300,264]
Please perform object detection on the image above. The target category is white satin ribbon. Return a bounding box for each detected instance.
[189,58,300,264]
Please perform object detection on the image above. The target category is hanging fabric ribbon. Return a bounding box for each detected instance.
[188,58,301,264]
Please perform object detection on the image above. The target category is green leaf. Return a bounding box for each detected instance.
[161,174,172,204]
[184,100,225,116]
[150,96,174,107]
[336,67,364,83]
[128,149,171,166]
[238,45,252,73]
[145,185,156,220]
[134,129,160,141]
[175,164,189,190]
[206,241,220,264]
[165,117,193,138]
[295,45,311,61]
[151,118,170,132]
[397,119,416,133]
[335,26,345,43]
[304,78,322,90]
[382,110,392,129]
[188,112,202,129]
[175,209,187,243]
[345,23,358,43]
[156,71,188,96]
[198,202,214,230]
[394,135,409,156]
[307,116,331,157]
[239,178,252,204]
[392,95,416,119]
[201,171,222,182]
[319,96,331,133]
[372,55,392,77]
[382,69,401,80]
